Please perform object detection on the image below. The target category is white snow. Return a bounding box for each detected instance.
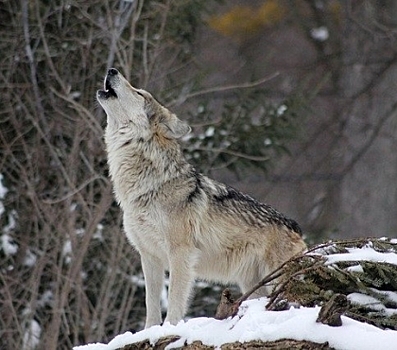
[264,138,272,146]
[74,297,397,350]
[276,104,287,116]
[348,293,384,310]
[311,26,329,41]
[130,275,145,287]
[38,290,54,307]
[346,264,364,273]
[0,173,8,199]
[348,292,397,316]
[161,284,169,312]
[205,126,215,138]
[22,308,42,350]
[3,209,17,233]
[62,239,72,264]
[23,249,37,267]
[93,223,104,241]
[324,246,397,265]
[75,241,397,350]
[22,318,41,350]
[1,233,18,255]
[0,173,7,217]
[373,289,397,304]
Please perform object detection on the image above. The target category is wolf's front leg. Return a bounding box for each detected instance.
[141,254,164,328]
[164,247,196,325]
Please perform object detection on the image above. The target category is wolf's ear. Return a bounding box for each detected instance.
[159,113,191,139]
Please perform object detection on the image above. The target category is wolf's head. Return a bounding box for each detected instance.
[97,68,191,141]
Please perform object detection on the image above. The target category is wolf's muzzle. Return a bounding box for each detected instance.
[107,68,119,77]
[97,68,119,99]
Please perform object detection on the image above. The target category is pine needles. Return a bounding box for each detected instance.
[266,238,397,330]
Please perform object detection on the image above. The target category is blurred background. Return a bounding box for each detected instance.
[1,0,397,348]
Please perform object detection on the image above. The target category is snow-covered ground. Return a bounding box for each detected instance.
[74,297,397,350]
[74,242,397,350]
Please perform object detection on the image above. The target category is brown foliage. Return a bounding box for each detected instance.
[0,1,315,348]
[0,0,205,348]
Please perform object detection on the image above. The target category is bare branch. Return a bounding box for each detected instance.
[171,72,280,106]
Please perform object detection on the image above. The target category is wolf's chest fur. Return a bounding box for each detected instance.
[106,132,201,240]
[106,132,193,206]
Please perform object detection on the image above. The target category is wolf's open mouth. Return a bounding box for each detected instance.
[103,77,117,98]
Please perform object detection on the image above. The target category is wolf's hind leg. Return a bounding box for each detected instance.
[238,267,271,299]
[141,254,164,328]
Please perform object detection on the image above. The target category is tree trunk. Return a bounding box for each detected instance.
[336,0,397,237]
[120,337,334,350]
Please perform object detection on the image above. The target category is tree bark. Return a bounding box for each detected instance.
[336,1,397,237]
[120,337,334,350]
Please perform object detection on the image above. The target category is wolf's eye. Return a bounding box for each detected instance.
[135,90,146,98]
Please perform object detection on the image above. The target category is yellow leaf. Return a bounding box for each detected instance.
[208,1,285,41]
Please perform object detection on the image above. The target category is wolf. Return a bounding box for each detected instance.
[97,68,306,328]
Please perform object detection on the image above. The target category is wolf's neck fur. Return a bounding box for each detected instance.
[105,130,192,206]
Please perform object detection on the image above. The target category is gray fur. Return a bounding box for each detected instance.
[97,68,306,328]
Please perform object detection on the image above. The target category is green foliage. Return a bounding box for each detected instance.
[166,0,214,45]
[184,88,308,174]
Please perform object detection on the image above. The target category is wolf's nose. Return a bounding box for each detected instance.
[108,68,118,76]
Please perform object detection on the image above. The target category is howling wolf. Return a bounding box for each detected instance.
[97,68,306,328]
